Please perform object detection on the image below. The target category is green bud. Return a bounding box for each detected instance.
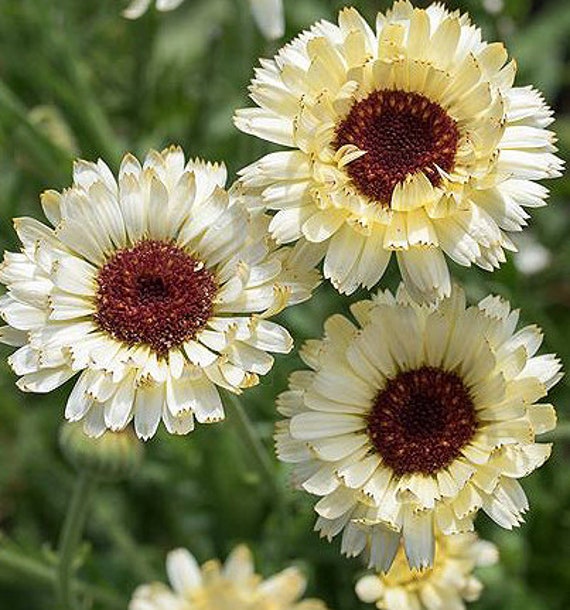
[59,423,144,481]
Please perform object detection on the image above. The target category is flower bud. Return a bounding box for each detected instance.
[59,423,144,481]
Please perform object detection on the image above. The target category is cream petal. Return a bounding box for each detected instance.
[355,575,384,604]
[134,384,164,440]
[162,403,195,435]
[396,248,451,303]
[65,370,95,421]
[188,377,224,423]
[82,404,107,438]
[222,545,255,583]
[17,366,76,393]
[104,377,136,431]
[302,209,347,243]
[315,486,358,520]
[403,508,434,570]
[290,412,365,440]
[166,548,202,594]
[368,526,401,573]
[0,325,28,347]
[258,568,305,602]
[323,225,365,295]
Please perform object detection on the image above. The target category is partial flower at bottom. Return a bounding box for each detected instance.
[275,284,561,571]
[129,544,329,610]
[355,532,498,610]
[0,147,319,439]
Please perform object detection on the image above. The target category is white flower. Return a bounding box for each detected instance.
[513,233,551,275]
[0,147,319,440]
[275,284,561,571]
[124,0,285,42]
[123,0,184,20]
[355,532,498,610]
[249,0,285,41]
[235,1,563,301]
[129,544,329,610]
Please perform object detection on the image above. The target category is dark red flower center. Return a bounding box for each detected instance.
[334,90,459,205]
[367,366,477,476]
[94,240,217,355]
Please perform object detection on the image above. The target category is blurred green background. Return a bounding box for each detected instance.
[0,0,569,608]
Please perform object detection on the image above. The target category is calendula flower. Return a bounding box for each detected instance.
[275,285,561,571]
[355,532,498,610]
[129,544,329,610]
[124,0,285,41]
[235,1,563,301]
[0,147,319,439]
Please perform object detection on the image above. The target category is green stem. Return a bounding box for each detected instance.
[0,548,124,609]
[224,391,280,496]
[94,501,156,582]
[0,78,73,180]
[56,471,96,610]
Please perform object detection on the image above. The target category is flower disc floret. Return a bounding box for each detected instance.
[334,90,460,204]
[368,367,477,476]
[94,240,217,355]
[236,1,563,301]
[275,284,561,571]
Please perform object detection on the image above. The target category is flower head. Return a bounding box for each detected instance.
[355,532,498,610]
[235,1,563,301]
[0,147,319,439]
[129,544,329,610]
[275,285,561,571]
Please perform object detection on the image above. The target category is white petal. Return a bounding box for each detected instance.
[290,412,365,440]
[17,366,75,393]
[65,371,94,421]
[397,248,451,303]
[104,378,135,430]
[249,0,285,40]
[82,404,107,438]
[165,548,202,594]
[134,384,164,440]
[355,575,383,603]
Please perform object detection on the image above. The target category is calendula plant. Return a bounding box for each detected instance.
[0,1,567,610]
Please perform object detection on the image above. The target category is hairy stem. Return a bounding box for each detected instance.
[56,471,96,610]
[0,547,124,609]
[224,390,280,496]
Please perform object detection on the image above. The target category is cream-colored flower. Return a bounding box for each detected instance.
[129,544,329,610]
[0,147,319,439]
[275,284,561,571]
[124,0,285,41]
[235,2,563,301]
[355,532,498,610]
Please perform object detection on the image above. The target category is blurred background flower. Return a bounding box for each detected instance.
[123,0,185,20]
[130,544,329,609]
[124,0,285,40]
[355,532,498,610]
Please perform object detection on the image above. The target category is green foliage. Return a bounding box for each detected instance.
[0,0,568,608]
